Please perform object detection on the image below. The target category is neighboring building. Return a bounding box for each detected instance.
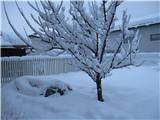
[1,15,160,56]
[28,33,57,52]
[28,34,52,51]
[1,45,29,57]
[0,32,30,57]
[109,15,160,52]
[28,16,160,53]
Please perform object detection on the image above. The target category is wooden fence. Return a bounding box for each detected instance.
[1,56,78,83]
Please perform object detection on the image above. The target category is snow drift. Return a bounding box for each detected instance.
[14,76,72,97]
[2,64,159,120]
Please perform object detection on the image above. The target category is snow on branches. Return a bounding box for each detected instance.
[4,0,140,102]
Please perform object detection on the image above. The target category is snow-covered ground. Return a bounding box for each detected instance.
[2,63,159,120]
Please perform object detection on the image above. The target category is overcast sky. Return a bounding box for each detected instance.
[0,0,160,36]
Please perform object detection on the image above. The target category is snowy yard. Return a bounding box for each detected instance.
[1,0,160,119]
[2,63,159,119]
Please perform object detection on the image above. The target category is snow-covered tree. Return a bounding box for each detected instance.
[4,0,140,102]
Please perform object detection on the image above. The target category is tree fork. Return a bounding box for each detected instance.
[96,73,104,102]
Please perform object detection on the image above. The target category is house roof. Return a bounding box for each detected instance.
[28,34,40,39]
[113,14,160,31]
[0,32,26,46]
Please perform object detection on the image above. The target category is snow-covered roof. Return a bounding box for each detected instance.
[1,39,12,46]
[0,32,26,46]
[113,14,160,31]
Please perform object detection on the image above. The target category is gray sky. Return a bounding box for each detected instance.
[1,0,160,36]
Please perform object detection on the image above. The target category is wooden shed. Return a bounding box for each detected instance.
[1,45,29,57]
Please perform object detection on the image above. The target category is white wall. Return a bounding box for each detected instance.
[110,23,160,52]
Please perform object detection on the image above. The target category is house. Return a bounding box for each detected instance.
[28,33,53,51]
[1,45,30,57]
[28,15,160,53]
[0,32,30,57]
[1,15,159,55]
[109,15,160,52]
[28,33,58,52]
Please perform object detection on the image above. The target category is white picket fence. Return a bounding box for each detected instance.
[1,55,78,83]
[1,53,159,83]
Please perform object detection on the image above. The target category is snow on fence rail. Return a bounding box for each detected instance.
[1,53,159,83]
[1,55,78,83]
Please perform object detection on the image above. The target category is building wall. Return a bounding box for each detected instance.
[1,48,27,57]
[109,23,160,52]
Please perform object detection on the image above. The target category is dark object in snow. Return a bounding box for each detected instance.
[44,86,72,97]
[1,47,27,57]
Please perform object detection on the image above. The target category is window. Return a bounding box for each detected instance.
[150,34,160,41]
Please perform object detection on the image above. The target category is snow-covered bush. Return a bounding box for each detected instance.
[14,76,72,97]
[4,1,140,101]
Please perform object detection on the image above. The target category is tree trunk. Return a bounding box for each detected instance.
[96,73,104,102]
